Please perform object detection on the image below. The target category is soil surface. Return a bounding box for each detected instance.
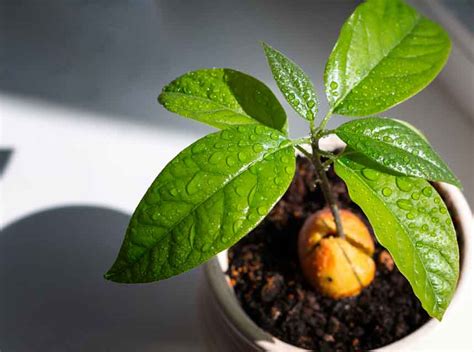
[228,156,441,351]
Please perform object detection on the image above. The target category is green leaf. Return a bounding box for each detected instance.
[262,42,318,121]
[336,117,461,187]
[325,0,451,116]
[105,125,296,283]
[335,154,459,320]
[158,68,287,133]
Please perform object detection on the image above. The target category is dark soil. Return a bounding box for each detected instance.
[227,156,452,351]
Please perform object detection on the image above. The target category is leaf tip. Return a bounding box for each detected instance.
[103,270,114,281]
[261,41,272,55]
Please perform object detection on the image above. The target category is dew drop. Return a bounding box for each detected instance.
[221,130,232,140]
[396,177,413,192]
[253,144,264,153]
[233,220,243,234]
[255,125,265,135]
[169,188,178,197]
[214,141,226,149]
[209,152,223,164]
[257,206,267,215]
[361,168,380,181]
[382,187,392,197]
[226,155,236,167]
[270,131,280,140]
[422,186,433,197]
[238,151,250,162]
[411,192,420,200]
[237,125,246,133]
[396,199,412,211]
[186,173,201,195]
[192,143,205,153]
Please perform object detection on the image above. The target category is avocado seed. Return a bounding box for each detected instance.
[298,208,375,299]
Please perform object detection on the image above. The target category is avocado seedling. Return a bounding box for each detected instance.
[106,0,461,327]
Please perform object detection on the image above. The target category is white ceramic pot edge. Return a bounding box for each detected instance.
[203,139,473,351]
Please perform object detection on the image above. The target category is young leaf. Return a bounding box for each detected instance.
[158,68,287,133]
[335,154,459,320]
[336,117,461,187]
[262,42,318,121]
[105,125,296,283]
[325,0,451,116]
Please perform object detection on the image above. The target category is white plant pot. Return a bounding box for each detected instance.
[198,138,473,351]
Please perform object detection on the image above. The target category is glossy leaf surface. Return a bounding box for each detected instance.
[105,125,295,283]
[158,68,287,132]
[325,0,451,116]
[263,43,318,121]
[336,117,461,187]
[335,154,459,320]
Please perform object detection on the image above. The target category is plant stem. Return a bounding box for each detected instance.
[295,145,312,160]
[310,145,345,240]
[317,109,334,134]
[308,111,363,288]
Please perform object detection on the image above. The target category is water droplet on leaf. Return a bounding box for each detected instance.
[422,186,433,197]
[396,177,413,192]
[361,168,380,181]
[382,187,392,197]
[396,199,412,211]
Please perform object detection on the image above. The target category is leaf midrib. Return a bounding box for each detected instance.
[340,128,452,181]
[332,13,421,111]
[163,91,280,130]
[108,142,293,278]
[161,91,250,119]
[338,159,440,314]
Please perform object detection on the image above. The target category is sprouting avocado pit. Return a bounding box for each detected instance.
[298,208,376,299]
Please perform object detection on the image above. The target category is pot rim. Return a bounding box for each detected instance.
[204,137,473,351]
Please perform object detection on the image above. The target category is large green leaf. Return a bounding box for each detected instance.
[262,42,318,121]
[105,125,295,283]
[336,117,461,187]
[158,68,287,132]
[335,154,459,320]
[325,0,451,116]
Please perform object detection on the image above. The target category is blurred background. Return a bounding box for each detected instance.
[1,0,473,351]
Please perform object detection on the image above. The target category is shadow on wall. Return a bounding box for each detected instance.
[0,149,13,177]
[0,0,355,135]
[0,206,204,352]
